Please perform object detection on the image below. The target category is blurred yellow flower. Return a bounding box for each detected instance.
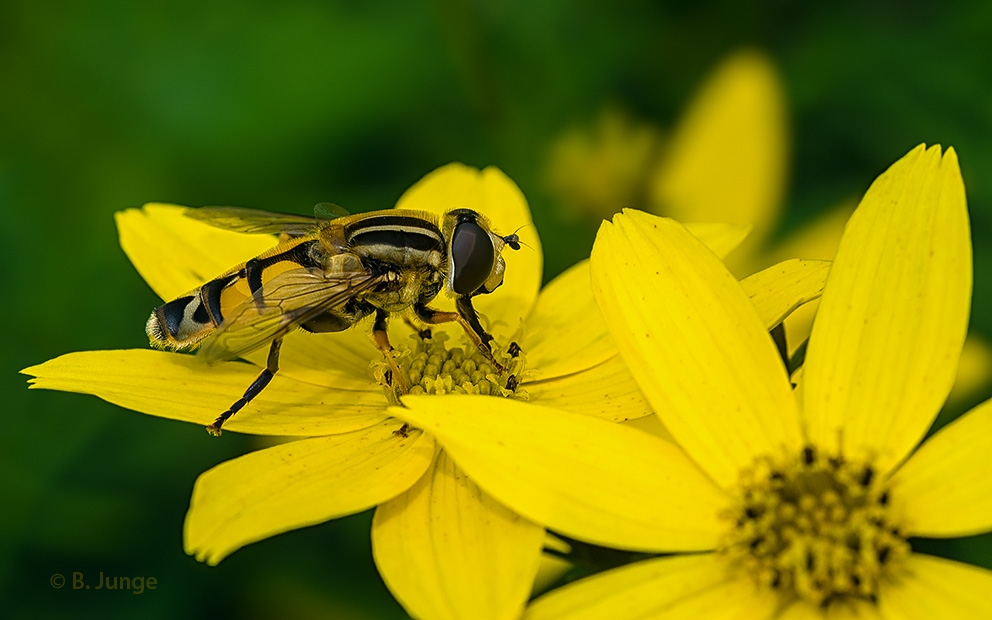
[544,105,660,220]
[649,51,787,256]
[544,50,786,255]
[544,48,988,408]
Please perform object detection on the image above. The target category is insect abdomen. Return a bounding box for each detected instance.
[146,292,218,349]
[146,238,322,350]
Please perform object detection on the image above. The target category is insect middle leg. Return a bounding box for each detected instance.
[206,337,283,436]
[372,308,408,392]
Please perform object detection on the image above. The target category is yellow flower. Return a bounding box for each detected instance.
[514,144,987,618]
[22,161,832,619]
[381,146,989,618]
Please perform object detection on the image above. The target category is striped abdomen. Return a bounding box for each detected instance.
[146,238,320,349]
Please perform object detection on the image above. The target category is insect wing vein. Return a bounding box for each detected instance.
[197,267,381,363]
[185,206,319,236]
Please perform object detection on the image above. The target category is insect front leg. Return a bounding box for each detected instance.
[206,338,283,436]
[372,308,408,392]
[454,296,511,369]
[414,298,516,372]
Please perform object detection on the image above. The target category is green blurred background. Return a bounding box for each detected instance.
[4,1,991,618]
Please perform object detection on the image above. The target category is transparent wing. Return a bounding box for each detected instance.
[313,202,351,222]
[197,265,384,363]
[185,206,320,236]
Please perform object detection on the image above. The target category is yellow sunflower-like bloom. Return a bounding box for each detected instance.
[23,163,827,620]
[380,147,987,618]
[503,144,986,618]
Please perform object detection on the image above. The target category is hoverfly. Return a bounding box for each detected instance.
[146,203,522,435]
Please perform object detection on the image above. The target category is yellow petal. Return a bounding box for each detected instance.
[525,222,748,382]
[888,398,992,537]
[372,451,544,620]
[391,395,726,552]
[948,336,992,406]
[739,259,831,330]
[523,260,617,379]
[533,552,573,597]
[651,50,786,253]
[116,203,277,301]
[394,164,543,339]
[683,222,754,261]
[624,413,677,444]
[243,327,380,391]
[524,354,652,422]
[591,209,803,488]
[756,200,856,268]
[877,553,992,619]
[759,201,851,356]
[524,553,778,620]
[185,420,434,565]
[543,531,572,555]
[23,350,388,436]
[803,145,971,475]
[782,301,820,357]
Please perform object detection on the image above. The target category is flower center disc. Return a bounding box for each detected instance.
[719,447,909,607]
[374,332,526,405]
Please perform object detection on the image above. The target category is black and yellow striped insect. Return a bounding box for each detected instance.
[146,204,521,435]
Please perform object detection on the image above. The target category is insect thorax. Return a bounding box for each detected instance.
[340,212,446,271]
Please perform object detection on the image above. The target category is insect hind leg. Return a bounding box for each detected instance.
[206,338,283,436]
[372,309,408,393]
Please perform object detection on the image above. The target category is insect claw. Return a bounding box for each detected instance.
[402,315,432,340]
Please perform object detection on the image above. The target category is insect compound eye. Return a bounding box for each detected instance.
[451,221,495,295]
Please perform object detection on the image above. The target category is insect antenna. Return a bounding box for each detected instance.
[502,224,533,251]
